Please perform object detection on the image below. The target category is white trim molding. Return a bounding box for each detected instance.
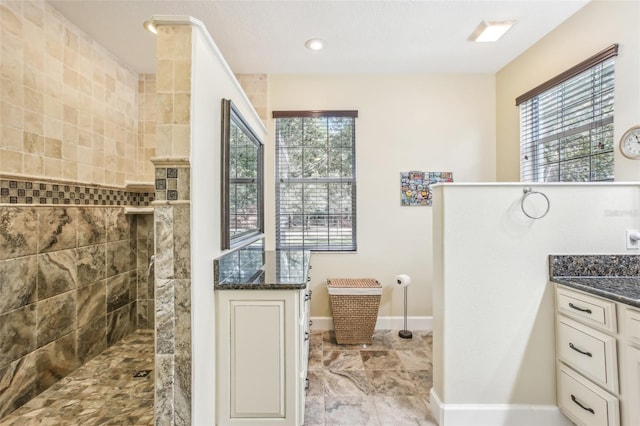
[429,388,571,426]
[310,316,432,331]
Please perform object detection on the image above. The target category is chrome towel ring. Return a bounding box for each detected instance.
[521,187,550,219]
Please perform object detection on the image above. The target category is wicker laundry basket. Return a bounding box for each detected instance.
[327,278,382,345]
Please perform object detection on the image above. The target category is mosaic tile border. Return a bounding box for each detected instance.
[155,166,190,202]
[0,177,154,206]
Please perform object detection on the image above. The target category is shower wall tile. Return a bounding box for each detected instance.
[106,273,130,313]
[36,291,77,348]
[0,305,36,367]
[37,207,77,253]
[106,240,133,277]
[156,278,175,355]
[235,74,268,123]
[107,304,132,347]
[153,23,193,423]
[175,353,192,425]
[155,354,175,425]
[155,206,174,280]
[106,207,132,242]
[0,207,38,260]
[76,244,106,286]
[76,207,106,246]
[173,204,191,279]
[174,279,191,359]
[137,213,154,240]
[137,299,154,329]
[0,353,38,418]
[35,332,78,394]
[138,265,150,299]
[77,280,106,328]
[0,255,37,313]
[0,0,141,187]
[77,316,106,364]
[37,249,77,299]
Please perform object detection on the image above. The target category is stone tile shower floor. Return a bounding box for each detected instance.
[0,329,154,426]
[0,328,435,425]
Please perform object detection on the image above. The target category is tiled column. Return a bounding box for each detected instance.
[153,24,193,426]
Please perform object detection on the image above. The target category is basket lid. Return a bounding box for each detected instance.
[327,278,381,288]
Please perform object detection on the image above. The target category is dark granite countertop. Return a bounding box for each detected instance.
[214,247,310,290]
[549,255,640,309]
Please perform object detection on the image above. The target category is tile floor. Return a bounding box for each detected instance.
[0,328,435,425]
[304,329,437,426]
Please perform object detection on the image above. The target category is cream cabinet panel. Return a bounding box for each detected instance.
[625,308,640,345]
[231,301,286,417]
[557,287,617,333]
[558,366,620,426]
[624,346,640,425]
[217,288,310,426]
[557,316,619,394]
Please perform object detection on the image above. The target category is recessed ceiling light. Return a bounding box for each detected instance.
[469,20,515,42]
[305,38,325,51]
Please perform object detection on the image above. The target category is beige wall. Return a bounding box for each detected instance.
[268,74,496,319]
[496,0,640,182]
[0,0,141,187]
[432,183,640,422]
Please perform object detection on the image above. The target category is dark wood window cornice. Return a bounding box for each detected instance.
[515,44,618,106]
[272,110,358,118]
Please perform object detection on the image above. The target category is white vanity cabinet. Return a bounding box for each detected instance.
[216,287,311,426]
[554,284,640,426]
[554,285,620,426]
[214,249,311,426]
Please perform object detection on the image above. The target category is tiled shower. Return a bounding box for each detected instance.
[0,191,155,417]
[0,0,157,418]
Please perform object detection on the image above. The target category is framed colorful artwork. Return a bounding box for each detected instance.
[401,171,453,206]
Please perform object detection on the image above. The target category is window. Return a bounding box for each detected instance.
[220,99,263,250]
[273,111,357,251]
[518,45,618,182]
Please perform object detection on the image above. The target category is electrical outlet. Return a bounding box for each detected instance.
[626,230,640,250]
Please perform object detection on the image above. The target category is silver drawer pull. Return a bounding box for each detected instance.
[569,342,592,357]
[568,303,592,314]
[305,293,311,301]
[305,378,309,391]
[309,320,313,327]
[571,394,595,414]
[305,331,310,341]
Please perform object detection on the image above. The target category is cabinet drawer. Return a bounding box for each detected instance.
[558,366,619,426]
[557,286,617,333]
[557,317,618,393]
[625,308,640,346]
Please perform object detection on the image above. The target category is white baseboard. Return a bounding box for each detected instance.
[429,388,571,426]
[310,316,432,331]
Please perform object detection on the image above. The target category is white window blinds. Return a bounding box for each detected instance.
[273,111,357,251]
[518,45,617,182]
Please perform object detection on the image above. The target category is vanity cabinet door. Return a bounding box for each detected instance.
[625,346,640,426]
[216,290,303,425]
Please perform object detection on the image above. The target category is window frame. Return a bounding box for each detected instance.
[517,44,618,183]
[273,110,358,252]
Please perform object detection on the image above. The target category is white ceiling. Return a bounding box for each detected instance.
[48,0,590,75]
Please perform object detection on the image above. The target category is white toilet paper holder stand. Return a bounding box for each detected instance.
[398,281,412,339]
